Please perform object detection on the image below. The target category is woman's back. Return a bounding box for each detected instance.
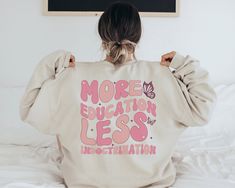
[19,2,217,187]
[20,52,216,187]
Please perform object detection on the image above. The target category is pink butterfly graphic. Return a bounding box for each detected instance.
[147,117,156,126]
[143,81,156,99]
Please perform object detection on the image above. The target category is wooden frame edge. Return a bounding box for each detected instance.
[43,0,179,17]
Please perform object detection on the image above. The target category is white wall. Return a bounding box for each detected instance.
[1,0,235,86]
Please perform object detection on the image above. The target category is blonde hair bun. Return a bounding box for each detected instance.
[104,39,137,65]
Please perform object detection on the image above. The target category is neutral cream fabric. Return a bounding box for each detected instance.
[19,50,217,188]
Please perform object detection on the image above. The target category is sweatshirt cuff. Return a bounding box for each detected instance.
[64,51,72,68]
[169,52,186,70]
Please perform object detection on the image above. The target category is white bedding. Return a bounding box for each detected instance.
[0,84,235,188]
[170,134,235,188]
[0,144,65,188]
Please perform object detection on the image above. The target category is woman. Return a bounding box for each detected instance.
[19,1,217,188]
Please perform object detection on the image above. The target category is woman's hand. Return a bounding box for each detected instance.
[69,54,76,67]
[160,51,176,67]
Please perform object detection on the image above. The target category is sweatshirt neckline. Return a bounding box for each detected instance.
[102,59,137,65]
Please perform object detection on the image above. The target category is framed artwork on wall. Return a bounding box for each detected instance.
[43,0,179,17]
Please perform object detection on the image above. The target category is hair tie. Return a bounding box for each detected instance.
[115,40,137,47]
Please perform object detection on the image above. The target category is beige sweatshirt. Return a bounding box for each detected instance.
[19,50,217,188]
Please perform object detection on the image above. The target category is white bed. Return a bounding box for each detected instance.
[0,84,235,188]
[0,144,65,188]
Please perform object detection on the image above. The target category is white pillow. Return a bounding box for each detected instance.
[0,86,57,147]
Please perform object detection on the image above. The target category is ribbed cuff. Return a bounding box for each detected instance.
[169,52,185,70]
[64,51,72,68]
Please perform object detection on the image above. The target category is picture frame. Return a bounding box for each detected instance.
[43,0,179,17]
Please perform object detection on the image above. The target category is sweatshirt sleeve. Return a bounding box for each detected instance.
[168,52,217,127]
[19,49,71,135]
